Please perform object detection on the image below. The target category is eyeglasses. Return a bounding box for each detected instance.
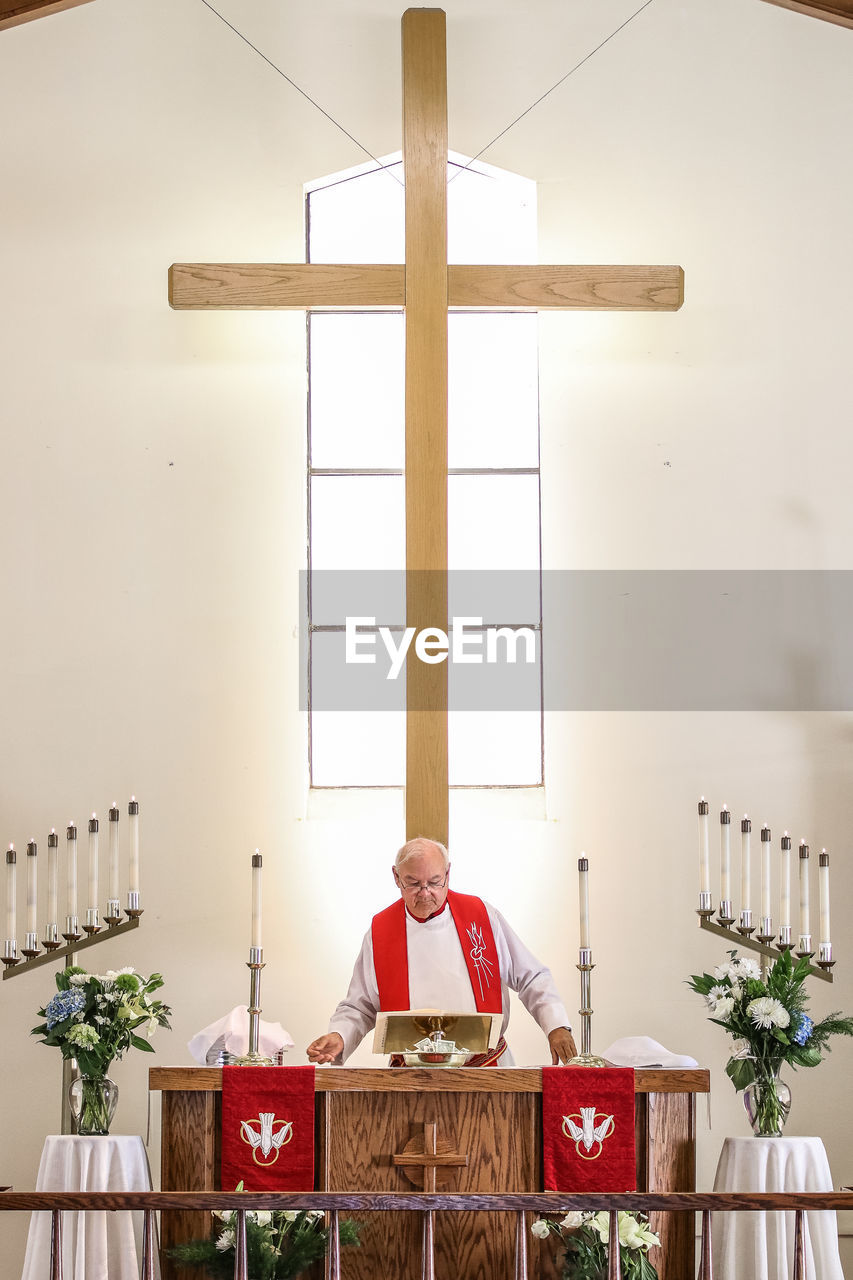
[395,870,449,892]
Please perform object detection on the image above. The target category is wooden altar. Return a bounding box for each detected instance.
[150,1066,709,1280]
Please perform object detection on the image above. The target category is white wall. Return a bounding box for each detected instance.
[1,0,852,1273]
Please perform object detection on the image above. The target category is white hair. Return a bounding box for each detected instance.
[394,837,449,871]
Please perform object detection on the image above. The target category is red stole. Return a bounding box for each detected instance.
[371,889,502,1013]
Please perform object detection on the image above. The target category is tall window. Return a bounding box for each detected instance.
[307,154,543,788]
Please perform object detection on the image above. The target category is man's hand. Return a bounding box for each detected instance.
[306,1032,344,1064]
[548,1027,577,1064]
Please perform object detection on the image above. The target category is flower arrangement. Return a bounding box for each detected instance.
[532,1211,659,1280]
[169,1191,360,1280]
[688,949,853,1134]
[32,964,172,1076]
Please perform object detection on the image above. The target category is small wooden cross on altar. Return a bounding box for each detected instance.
[392,1120,469,1192]
[169,9,684,846]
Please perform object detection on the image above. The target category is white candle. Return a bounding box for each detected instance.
[740,817,752,915]
[66,823,78,918]
[108,805,120,902]
[128,798,140,895]
[87,815,99,913]
[47,830,58,927]
[578,855,590,949]
[780,833,791,932]
[819,850,830,946]
[697,799,710,896]
[26,841,37,937]
[760,825,771,922]
[251,850,263,950]
[5,847,16,943]
[798,842,810,940]
[720,807,732,903]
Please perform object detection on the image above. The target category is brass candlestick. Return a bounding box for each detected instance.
[567,948,606,1067]
[222,948,274,1066]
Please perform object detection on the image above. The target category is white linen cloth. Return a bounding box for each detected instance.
[187,1004,294,1064]
[713,1136,844,1280]
[601,1036,698,1068]
[328,900,570,1064]
[21,1134,159,1280]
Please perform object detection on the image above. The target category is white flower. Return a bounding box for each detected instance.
[747,997,790,1030]
[620,1217,660,1250]
[735,957,761,980]
[213,1209,234,1224]
[307,1210,324,1222]
[558,1211,587,1230]
[215,1229,235,1251]
[730,1038,752,1059]
[589,1212,610,1244]
[711,997,735,1019]
[282,1210,300,1222]
[69,974,88,986]
[707,984,729,1005]
[728,981,743,1001]
[713,961,738,981]
[247,1210,272,1226]
[531,1220,551,1239]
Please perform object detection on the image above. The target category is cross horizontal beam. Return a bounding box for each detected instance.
[168,262,684,312]
[0,0,93,30]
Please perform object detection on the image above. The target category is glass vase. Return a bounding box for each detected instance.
[743,1060,791,1136]
[69,1073,119,1136]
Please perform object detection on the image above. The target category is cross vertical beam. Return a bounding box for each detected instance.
[402,9,449,845]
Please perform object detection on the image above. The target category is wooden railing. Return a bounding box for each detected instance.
[2,1190,851,1280]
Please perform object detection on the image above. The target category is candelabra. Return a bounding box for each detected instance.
[2,798,144,981]
[695,901,834,983]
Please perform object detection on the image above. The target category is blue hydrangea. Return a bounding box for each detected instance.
[792,1014,814,1046]
[44,989,86,1028]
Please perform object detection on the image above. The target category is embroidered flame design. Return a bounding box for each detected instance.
[466,921,495,999]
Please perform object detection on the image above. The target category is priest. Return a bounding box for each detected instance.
[307,836,577,1066]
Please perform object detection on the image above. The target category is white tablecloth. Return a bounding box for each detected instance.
[713,1136,844,1280]
[21,1135,160,1280]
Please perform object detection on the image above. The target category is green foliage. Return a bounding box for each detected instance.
[169,1205,360,1280]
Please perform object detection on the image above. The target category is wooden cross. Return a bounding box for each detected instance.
[392,1120,469,1192]
[169,9,684,846]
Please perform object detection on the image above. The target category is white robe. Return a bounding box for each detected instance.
[328,900,570,1064]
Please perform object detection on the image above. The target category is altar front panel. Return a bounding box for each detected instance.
[319,1081,540,1279]
[150,1066,710,1280]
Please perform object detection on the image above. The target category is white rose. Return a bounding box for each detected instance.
[531,1220,551,1239]
[559,1211,587,1230]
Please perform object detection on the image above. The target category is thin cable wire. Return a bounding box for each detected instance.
[449,0,656,182]
[195,0,403,185]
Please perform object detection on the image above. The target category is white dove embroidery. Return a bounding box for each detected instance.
[240,1112,293,1161]
[563,1107,614,1153]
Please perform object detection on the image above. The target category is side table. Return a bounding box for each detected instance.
[21,1134,160,1280]
[713,1135,844,1280]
